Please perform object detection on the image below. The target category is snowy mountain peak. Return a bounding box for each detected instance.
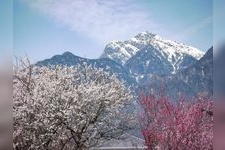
[130,31,156,46]
[100,32,204,74]
[133,31,156,39]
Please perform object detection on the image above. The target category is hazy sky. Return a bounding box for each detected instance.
[13,0,213,62]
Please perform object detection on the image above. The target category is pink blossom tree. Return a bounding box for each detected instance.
[139,93,213,150]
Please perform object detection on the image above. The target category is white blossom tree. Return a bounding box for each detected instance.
[13,58,134,150]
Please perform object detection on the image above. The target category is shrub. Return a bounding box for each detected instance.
[139,93,213,150]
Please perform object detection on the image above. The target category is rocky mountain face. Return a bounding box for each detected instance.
[36,32,212,98]
[143,47,213,99]
[173,47,213,96]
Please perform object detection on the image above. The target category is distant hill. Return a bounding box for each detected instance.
[36,51,136,86]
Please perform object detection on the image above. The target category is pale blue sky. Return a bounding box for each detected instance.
[13,0,213,62]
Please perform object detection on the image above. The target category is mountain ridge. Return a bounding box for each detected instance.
[36,51,136,86]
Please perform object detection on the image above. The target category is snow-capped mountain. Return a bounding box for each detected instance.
[36,31,212,99]
[100,31,204,74]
